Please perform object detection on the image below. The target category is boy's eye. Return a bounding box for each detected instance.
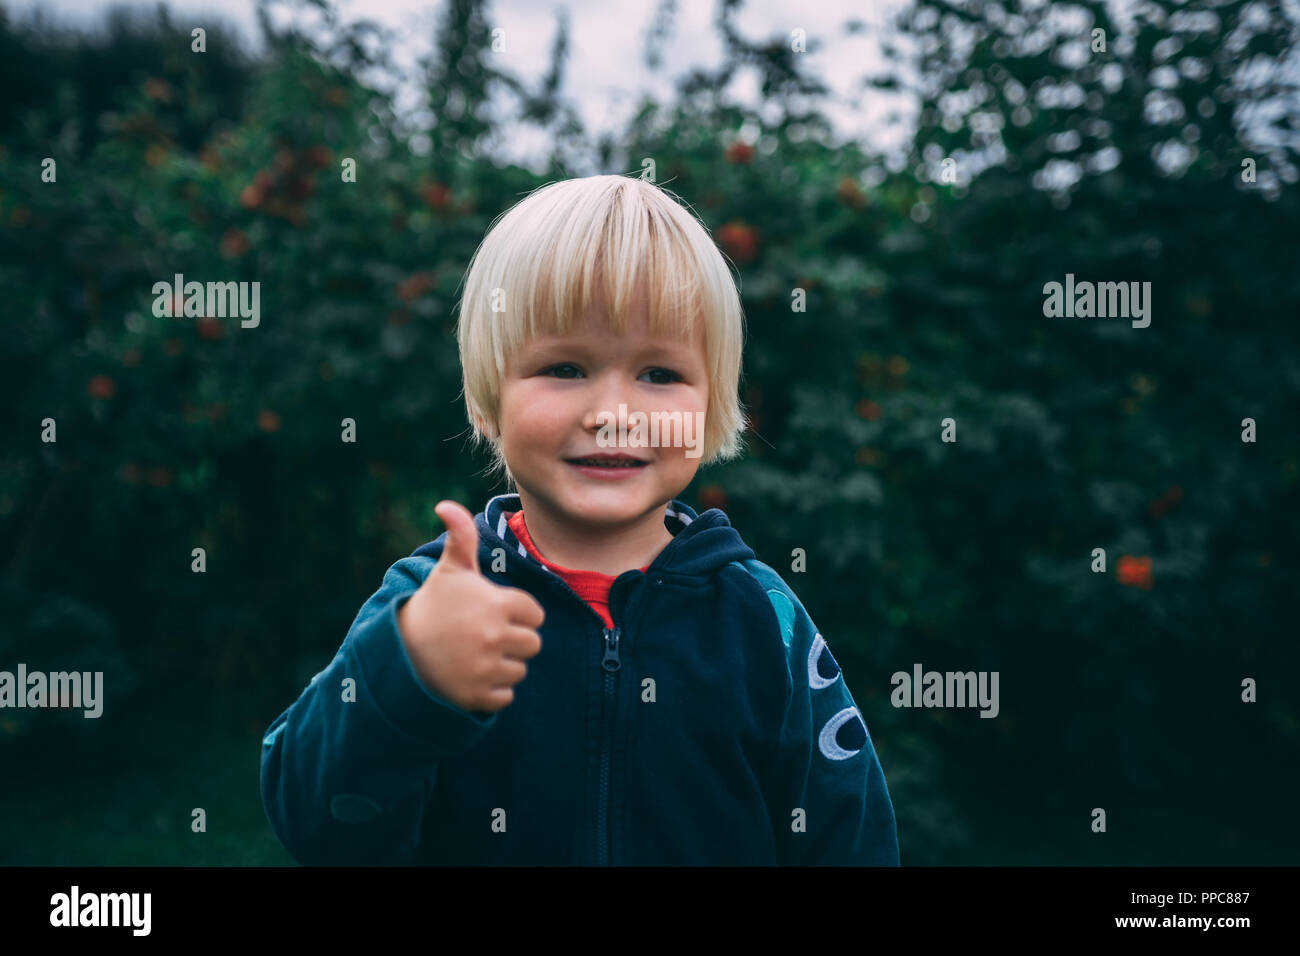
[540,364,682,385]
[543,363,583,379]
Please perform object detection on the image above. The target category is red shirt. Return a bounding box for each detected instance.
[505,510,650,630]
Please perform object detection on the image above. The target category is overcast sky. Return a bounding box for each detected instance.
[10,0,915,171]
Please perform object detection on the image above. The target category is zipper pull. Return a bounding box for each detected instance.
[601,626,621,672]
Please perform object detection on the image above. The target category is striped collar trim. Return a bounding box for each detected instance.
[481,493,700,571]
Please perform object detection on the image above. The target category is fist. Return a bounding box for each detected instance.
[397,500,544,712]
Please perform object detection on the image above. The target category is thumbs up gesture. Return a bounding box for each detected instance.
[396,500,545,713]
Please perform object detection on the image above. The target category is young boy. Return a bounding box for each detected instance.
[259,174,900,865]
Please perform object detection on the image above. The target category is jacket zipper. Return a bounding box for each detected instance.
[484,510,687,866]
[596,625,621,866]
[502,553,627,867]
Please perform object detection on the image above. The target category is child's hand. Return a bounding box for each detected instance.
[396,500,545,712]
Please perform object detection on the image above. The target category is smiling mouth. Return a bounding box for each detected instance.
[565,457,648,468]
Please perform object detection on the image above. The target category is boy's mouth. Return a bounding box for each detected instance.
[564,454,648,469]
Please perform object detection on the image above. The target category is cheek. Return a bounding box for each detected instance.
[503,384,570,439]
[684,386,709,416]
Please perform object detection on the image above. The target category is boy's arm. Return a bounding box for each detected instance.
[741,559,900,866]
[259,555,498,865]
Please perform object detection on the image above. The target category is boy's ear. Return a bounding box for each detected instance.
[475,414,499,439]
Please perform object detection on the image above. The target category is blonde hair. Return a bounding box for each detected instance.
[454,174,748,490]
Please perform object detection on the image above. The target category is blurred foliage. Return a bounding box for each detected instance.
[0,0,1297,864]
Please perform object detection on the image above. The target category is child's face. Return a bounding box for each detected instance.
[497,284,710,536]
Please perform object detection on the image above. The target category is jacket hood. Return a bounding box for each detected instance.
[413,492,755,580]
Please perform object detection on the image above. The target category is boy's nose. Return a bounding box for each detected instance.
[582,373,639,431]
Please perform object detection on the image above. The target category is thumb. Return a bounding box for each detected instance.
[434,500,482,574]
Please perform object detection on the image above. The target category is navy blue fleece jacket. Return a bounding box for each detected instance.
[260,493,899,865]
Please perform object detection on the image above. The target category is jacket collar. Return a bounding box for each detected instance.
[468,492,754,580]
